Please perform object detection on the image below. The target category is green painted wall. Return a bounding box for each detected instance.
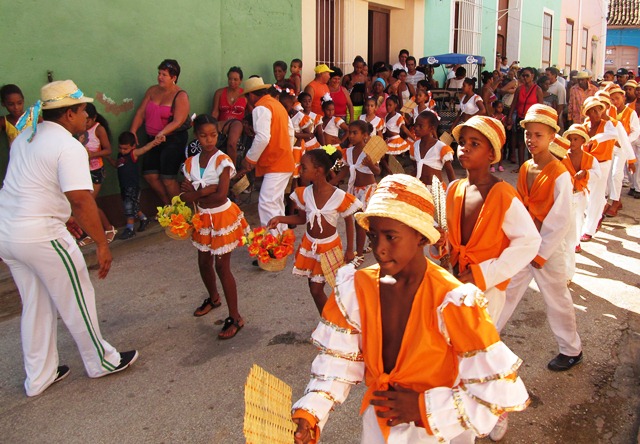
[517,0,562,68]
[481,0,498,71]
[424,0,453,86]
[0,0,302,194]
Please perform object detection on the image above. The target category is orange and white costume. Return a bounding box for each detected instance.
[301,112,322,150]
[606,106,638,200]
[581,120,617,236]
[290,186,361,283]
[344,147,377,210]
[292,263,529,443]
[359,114,385,136]
[411,140,454,180]
[183,151,250,255]
[497,160,582,358]
[385,113,411,155]
[321,116,346,138]
[446,179,541,321]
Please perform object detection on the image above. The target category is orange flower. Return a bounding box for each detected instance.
[272,245,287,259]
[191,213,203,231]
[248,244,260,256]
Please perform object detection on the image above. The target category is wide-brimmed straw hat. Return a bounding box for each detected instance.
[519,104,560,132]
[582,96,605,114]
[314,64,334,74]
[575,70,591,80]
[41,80,93,109]
[624,79,639,89]
[607,86,625,96]
[241,77,271,95]
[549,134,570,159]
[563,124,591,144]
[354,174,440,245]
[599,81,614,90]
[594,90,611,106]
[452,115,506,165]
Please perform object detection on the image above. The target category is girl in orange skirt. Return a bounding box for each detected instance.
[268,147,361,314]
[181,114,250,339]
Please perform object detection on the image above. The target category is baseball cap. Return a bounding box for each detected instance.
[616,68,629,76]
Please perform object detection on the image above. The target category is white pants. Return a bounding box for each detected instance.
[258,172,292,232]
[633,144,640,190]
[0,233,121,396]
[484,287,506,325]
[496,246,582,356]
[565,192,578,280]
[607,147,624,201]
[584,160,611,236]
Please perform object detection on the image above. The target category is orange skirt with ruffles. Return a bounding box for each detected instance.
[293,232,342,283]
[192,200,250,256]
[386,135,411,155]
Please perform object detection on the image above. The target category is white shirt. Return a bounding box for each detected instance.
[406,71,426,88]
[547,80,566,106]
[392,62,408,72]
[246,104,295,164]
[0,121,93,243]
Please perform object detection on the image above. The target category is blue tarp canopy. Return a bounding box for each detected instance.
[419,53,486,66]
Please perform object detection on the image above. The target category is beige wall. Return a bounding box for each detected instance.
[558,0,607,76]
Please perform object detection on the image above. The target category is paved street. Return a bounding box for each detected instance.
[0,167,639,444]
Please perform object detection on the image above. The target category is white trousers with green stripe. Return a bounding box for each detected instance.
[0,232,121,396]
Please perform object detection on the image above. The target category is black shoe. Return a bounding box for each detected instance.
[252,259,259,267]
[548,352,583,371]
[53,365,70,384]
[111,350,139,375]
[118,228,136,240]
[634,190,640,199]
[138,218,150,232]
[628,188,636,196]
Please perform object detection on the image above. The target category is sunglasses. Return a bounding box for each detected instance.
[522,74,531,78]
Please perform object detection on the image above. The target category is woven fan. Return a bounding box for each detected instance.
[244,364,296,444]
[439,131,454,146]
[363,135,388,164]
[400,98,417,114]
[387,155,405,174]
[320,245,345,289]
[231,175,250,195]
[431,175,450,270]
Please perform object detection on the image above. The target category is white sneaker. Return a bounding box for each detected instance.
[489,412,508,442]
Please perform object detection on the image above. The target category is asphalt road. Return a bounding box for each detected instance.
[0,167,639,444]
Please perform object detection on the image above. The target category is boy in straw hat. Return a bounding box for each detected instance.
[606,86,638,213]
[579,97,618,241]
[496,104,583,372]
[292,174,529,444]
[0,80,138,396]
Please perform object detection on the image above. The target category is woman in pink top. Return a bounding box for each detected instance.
[130,59,190,204]
[328,66,354,122]
[211,66,248,122]
[371,78,389,119]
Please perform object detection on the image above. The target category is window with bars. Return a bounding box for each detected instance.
[565,20,574,72]
[542,12,552,67]
[581,28,588,70]
[453,0,482,56]
[316,0,353,73]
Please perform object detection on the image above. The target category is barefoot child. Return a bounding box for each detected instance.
[291,174,529,444]
[359,97,385,136]
[268,147,361,313]
[331,120,381,267]
[411,110,456,188]
[496,104,583,372]
[181,114,249,339]
[447,116,540,441]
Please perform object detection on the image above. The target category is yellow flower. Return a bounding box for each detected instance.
[321,144,337,156]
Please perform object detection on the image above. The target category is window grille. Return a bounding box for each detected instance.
[565,20,574,72]
[316,0,354,73]
[542,12,552,67]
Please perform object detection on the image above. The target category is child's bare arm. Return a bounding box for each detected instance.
[339,122,349,143]
[268,213,306,229]
[444,161,456,182]
[132,136,165,159]
[362,155,381,175]
[106,156,117,168]
[343,214,355,263]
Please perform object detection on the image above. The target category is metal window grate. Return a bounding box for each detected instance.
[316,0,354,73]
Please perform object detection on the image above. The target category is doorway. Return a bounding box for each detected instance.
[368,8,389,66]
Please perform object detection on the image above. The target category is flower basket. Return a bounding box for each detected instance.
[258,255,288,272]
[165,226,193,241]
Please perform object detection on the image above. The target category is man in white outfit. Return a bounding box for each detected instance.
[0,80,138,397]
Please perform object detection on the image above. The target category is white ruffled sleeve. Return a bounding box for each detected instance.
[215,154,236,179]
[422,284,529,441]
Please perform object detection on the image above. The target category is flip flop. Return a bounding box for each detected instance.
[105,226,117,244]
[78,236,95,247]
[218,317,244,340]
[193,296,222,317]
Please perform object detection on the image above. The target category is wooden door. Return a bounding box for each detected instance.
[368,9,389,66]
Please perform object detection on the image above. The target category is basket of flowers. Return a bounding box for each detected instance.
[156,196,202,240]
[243,227,295,272]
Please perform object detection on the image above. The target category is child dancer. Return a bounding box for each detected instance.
[496,104,583,372]
[77,103,117,245]
[108,132,164,239]
[331,120,381,267]
[384,94,412,156]
[359,97,385,136]
[318,97,348,146]
[0,84,28,147]
[268,147,361,313]
[181,114,249,339]
[289,58,303,95]
[411,110,456,188]
[291,174,529,444]
[451,78,486,128]
[297,92,321,150]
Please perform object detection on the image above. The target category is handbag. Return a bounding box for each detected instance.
[168,90,192,133]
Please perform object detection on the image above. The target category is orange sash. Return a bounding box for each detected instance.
[517,159,567,224]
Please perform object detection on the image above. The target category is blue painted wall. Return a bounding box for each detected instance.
[607,28,640,66]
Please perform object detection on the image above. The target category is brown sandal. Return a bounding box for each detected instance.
[193,296,222,317]
[218,316,244,340]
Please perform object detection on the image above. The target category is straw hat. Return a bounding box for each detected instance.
[599,81,614,90]
[594,90,611,106]
[624,79,639,89]
[241,77,271,95]
[549,134,570,159]
[575,70,591,80]
[582,96,605,115]
[40,80,93,109]
[452,115,506,165]
[314,64,334,74]
[354,174,440,244]
[519,104,560,132]
[607,86,625,96]
[563,124,591,144]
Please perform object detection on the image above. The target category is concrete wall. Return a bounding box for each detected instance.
[517,0,562,68]
[559,0,607,76]
[0,0,302,194]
